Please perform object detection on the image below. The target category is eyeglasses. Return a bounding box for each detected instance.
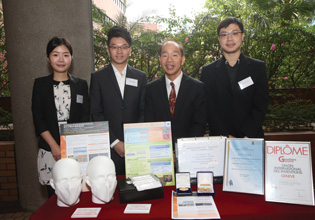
[218,31,242,39]
[109,45,130,51]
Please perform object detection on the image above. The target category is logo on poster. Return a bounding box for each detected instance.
[278,156,295,163]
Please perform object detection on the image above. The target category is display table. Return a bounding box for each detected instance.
[31,178,315,220]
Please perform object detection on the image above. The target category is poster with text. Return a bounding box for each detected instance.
[124,121,175,186]
[265,141,314,206]
[60,121,110,175]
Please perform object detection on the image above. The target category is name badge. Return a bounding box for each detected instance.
[238,77,254,90]
[76,94,83,104]
[126,78,138,87]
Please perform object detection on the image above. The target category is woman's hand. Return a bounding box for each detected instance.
[40,130,61,161]
[50,143,61,161]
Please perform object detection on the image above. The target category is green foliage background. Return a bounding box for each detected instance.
[92,0,315,131]
[93,0,315,90]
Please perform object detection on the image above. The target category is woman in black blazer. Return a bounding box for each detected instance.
[31,37,89,197]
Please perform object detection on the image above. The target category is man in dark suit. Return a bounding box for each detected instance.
[90,26,147,174]
[145,39,206,146]
[201,17,269,138]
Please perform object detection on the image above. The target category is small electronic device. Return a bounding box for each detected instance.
[130,174,162,191]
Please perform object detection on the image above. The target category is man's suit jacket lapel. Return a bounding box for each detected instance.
[108,64,123,100]
[172,73,188,121]
[215,57,232,94]
[124,65,137,101]
[69,73,79,122]
[236,53,251,84]
[233,54,252,98]
[159,76,172,120]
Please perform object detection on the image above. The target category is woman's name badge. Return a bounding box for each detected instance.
[76,94,83,104]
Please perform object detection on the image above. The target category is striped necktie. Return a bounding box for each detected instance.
[169,82,176,118]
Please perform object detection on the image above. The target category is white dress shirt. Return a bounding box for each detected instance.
[112,63,127,99]
[110,63,127,148]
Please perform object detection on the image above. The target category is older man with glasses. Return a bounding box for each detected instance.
[201,17,269,139]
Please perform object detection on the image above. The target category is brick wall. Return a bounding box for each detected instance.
[0,142,18,202]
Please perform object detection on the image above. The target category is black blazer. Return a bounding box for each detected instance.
[90,64,147,174]
[32,73,90,151]
[200,53,269,138]
[144,73,206,145]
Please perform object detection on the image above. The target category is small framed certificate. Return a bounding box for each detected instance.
[223,138,264,195]
[197,171,214,196]
[176,137,226,179]
[176,172,192,196]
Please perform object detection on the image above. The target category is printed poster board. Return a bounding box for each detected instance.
[124,121,175,186]
[60,121,110,176]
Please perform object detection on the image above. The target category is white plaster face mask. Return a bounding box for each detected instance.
[54,177,82,206]
[85,156,117,204]
[50,158,82,207]
[90,174,117,203]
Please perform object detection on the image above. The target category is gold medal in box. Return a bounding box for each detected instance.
[176,173,192,196]
[197,172,215,196]
[179,187,189,191]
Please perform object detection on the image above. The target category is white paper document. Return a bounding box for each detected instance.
[171,191,220,219]
[71,208,101,218]
[124,204,151,214]
[177,137,226,177]
[223,139,264,195]
[265,141,315,206]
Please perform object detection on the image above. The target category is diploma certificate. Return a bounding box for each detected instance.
[265,141,315,206]
[223,139,264,195]
[177,136,226,178]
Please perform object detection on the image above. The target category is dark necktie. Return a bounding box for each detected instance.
[169,82,176,118]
